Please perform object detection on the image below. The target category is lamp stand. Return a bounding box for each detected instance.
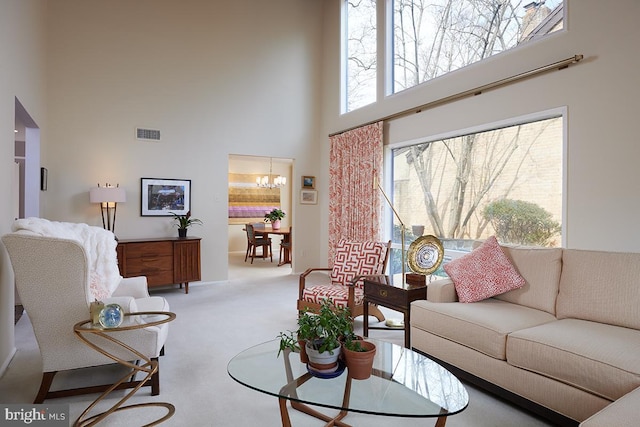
[99,202,119,237]
[375,179,407,286]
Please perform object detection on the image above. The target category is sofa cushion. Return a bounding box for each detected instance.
[411,298,556,360]
[494,246,563,315]
[556,249,640,329]
[444,236,526,303]
[507,319,640,401]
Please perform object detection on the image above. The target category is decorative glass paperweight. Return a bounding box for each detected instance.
[98,304,124,328]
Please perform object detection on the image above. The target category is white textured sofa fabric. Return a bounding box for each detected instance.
[410,245,640,426]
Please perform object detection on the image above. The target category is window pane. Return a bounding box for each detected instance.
[390,116,563,274]
[345,0,377,112]
[392,0,564,93]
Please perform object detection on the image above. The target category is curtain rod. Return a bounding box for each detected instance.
[329,54,584,137]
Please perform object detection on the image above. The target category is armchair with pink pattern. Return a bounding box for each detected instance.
[297,239,392,321]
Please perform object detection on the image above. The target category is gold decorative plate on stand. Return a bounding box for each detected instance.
[408,235,444,275]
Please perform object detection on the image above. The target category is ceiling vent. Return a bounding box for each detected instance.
[136,128,161,141]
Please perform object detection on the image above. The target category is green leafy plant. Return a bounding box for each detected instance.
[264,208,286,222]
[276,331,300,357]
[278,299,353,356]
[170,211,203,230]
[342,332,366,352]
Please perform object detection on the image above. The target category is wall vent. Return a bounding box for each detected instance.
[136,128,161,141]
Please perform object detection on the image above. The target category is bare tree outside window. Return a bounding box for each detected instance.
[391,116,562,274]
[345,0,377,112]
[392,0,563,93]
[344,1,563,112]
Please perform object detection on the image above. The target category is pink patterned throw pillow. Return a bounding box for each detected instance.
[444,236,525,303]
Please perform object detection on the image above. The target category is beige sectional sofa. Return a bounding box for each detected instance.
[410,245,640,426]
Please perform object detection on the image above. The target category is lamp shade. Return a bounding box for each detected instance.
[90,187,126,203]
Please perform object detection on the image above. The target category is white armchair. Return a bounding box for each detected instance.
[2,223,171,404]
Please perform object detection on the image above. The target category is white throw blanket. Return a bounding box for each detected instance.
[12,217,122,300]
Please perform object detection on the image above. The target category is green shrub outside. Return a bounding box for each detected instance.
[483,199,561,247]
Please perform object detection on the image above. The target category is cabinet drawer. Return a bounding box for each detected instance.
[125,255,173,276]
[367,285,408,306]
[123,241,173,258]
[144,271,175,287]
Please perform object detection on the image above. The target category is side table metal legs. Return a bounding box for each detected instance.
[73,316,175,427]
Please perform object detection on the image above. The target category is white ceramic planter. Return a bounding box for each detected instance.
[305,342,341,371]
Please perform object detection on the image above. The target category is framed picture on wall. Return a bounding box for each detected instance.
[141,178,191,216]
[300,189,318,205]
[302,176,316,189]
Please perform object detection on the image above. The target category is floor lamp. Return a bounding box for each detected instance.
[375,177,407,285]
[90,184,126,237]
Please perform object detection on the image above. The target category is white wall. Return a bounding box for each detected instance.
[0,0,47,376]
[42,0,325,282]
[320,0,640,254]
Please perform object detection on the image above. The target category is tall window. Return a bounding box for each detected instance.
[390,115,563,273]
[344,0,377,113]
[392,0,564,93]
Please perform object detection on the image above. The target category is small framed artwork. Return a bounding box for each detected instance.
[300,189,318,205]
[302,176,316,189]
[141,178,191,216]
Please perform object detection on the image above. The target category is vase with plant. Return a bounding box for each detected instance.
[341,333,377,380]
[171,211,202,238]
[278,299,353,373]
[264,208,285,230]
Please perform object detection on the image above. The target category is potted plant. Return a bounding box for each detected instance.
[278,299,353,372]
[170,211,202,238]
[342,333,376,380]
[264,208,285,230]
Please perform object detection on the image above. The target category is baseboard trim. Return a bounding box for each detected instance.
[413,349,579,427]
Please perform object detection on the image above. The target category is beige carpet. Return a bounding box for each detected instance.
[0,252,556,426]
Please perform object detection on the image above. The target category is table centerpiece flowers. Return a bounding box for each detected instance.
[264,208,286,230]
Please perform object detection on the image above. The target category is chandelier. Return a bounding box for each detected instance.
[256,157,287,188]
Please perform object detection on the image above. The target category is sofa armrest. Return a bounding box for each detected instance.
[426,278,459,303]
[579,387,640,427]
[112,276,150,299]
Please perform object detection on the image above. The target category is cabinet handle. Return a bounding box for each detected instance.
[379,289,388,297]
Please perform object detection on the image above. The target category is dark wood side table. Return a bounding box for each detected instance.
[363,275,428,349]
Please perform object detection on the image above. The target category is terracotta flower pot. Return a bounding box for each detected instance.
[343,341,376,380]
[298,339,309,364]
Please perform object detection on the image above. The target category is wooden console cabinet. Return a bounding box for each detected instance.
[116,237,201,294]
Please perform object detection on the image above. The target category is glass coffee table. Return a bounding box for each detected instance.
[227,338,468,427]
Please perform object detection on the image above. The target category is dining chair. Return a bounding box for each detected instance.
[279,226,291,265]
[298,239,391,322]
[245,223,273,263]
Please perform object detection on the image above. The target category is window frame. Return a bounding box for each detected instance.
[383,107,568,252]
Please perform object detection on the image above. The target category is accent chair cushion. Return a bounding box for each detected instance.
[330,240,387,289]
[301,285,363,309]
[444,236,526,303]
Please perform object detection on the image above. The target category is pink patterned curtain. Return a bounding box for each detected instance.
[328,122,384,264]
